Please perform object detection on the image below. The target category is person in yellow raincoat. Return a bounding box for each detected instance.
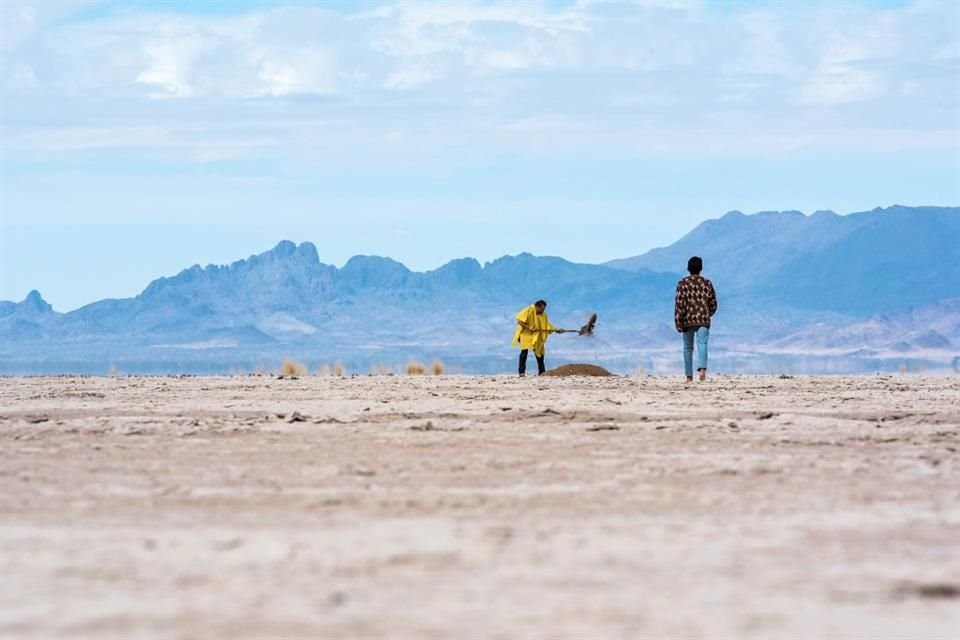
[513,299,566,377]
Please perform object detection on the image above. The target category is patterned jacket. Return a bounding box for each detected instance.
[674,275,718,331]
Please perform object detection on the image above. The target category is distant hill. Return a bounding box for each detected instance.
[2,205,957,375]
[50,244,677,338]
[771,298,960,353]
[606,205,960,313]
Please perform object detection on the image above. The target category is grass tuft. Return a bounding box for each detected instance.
[431,360,445,375]
[406,361,426,375]
[280,359,306,378]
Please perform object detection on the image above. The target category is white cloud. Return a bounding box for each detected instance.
[254,46,336,96]
[0,0,956,161]
[371,0,591,86]
[136,34,209,98]
[796,36,891,105]
[17,9,342,100]
[131,22,339,99]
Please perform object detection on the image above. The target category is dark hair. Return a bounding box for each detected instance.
[687,256,703,275]
[534,299,547,307]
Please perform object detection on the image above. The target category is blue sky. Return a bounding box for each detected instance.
[1,0,958,311]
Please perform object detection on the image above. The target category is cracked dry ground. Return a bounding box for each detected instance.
[2,374,959,639]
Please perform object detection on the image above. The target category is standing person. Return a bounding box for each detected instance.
[674,257,718,382]
[513,300,566,377]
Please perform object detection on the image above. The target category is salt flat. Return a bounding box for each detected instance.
[1,374,958,639]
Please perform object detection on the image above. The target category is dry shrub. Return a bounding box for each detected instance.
[107,365,118,378]
[431,359,445,375]
[406,360,426,375]
[333,363,345,377]
[369,363,394,376]
[281,358,306,378]
[319,364,331,376]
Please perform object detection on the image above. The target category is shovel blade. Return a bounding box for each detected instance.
[578,313,598,336]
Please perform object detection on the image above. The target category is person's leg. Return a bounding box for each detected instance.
[682,328,694,380]
[696,326,710,380]
[519,349,529,376]
[536,353,546,375]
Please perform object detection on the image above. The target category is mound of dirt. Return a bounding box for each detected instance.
[542,364,614,377]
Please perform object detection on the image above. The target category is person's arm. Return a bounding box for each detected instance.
[516,306,533,331]
[545,316,559,334]
[708,281,718,317]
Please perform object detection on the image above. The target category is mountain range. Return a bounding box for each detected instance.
[2,205,957,375]
[607,205,960,314]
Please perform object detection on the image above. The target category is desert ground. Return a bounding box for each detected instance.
[1,373,958,639]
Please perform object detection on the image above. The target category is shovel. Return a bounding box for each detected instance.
[543,313,598,336]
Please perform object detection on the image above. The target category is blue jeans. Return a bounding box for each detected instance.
[682,326,709,377]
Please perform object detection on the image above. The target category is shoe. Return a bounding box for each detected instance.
[519,373,526,378]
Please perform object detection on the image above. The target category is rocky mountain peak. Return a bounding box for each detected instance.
[21,290,52,314]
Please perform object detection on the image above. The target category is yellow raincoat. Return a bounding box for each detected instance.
[513,304,556,357]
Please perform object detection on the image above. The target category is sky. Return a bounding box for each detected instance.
[1,0,958,311]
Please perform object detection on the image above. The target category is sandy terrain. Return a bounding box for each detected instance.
[2,373,959,639]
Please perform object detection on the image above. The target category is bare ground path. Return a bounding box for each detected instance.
[1,374,958,639]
